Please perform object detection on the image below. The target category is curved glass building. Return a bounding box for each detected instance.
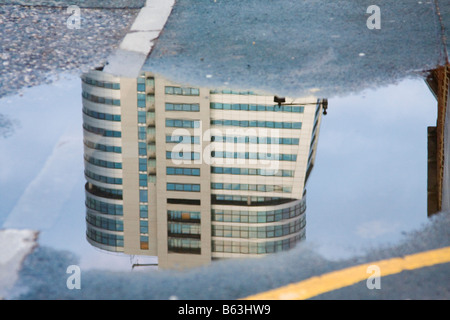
[82,70,125,252]
[82,68,324,269]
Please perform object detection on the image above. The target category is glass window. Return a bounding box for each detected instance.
[138,127,146,140]
[137,83,145,92]
[137,99,146,108]
[138,111,146,124]
[139,190,148,203]
[140,220,149,233]
[138,142,147,156]
[139,174,147,187]
[140,205,148,218]
[165,87,173,94]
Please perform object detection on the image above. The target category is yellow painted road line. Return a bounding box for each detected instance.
[244,246,450,300]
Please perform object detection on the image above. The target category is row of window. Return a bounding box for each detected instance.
[86,196,123,216]
[166,167,200,176]
[210,103,304,113]
[165,135,299,145]
[168,222,201,236]
[212,235,302,254]
[168,210,201,221]
[213,194,283,203]
[166,103,200,112]
[212,218,305,239]
[82,91,121,106]
[137,86,149,209]
[82,76,120,90]
[212,203,305,223]
[211,119,302,129]
[166,151,201,160]
[211,136,299,145]
[138,80,151,246]
[84,139,122,153]
[210,89,256,95]
[137,84,150,238]
[87,184,123,199]
[85,197,302,223]
[85,170,123,185]
[83,123,122,138]
[165,86,200,96]
[86,213,124,232]
[85,155,122,169]
[168,238,201,254]
[83,107,121,122]
[166,135,201,144]
[166,119,200,128]
[87,227,124,248]
[211,183,292,193]
[167,183,201,192]
[211,151,297,161]
[211,166,294,177]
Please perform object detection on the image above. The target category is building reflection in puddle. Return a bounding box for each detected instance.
[81,67,326,269]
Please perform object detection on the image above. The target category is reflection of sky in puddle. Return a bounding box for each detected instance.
[0,72,436,274]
